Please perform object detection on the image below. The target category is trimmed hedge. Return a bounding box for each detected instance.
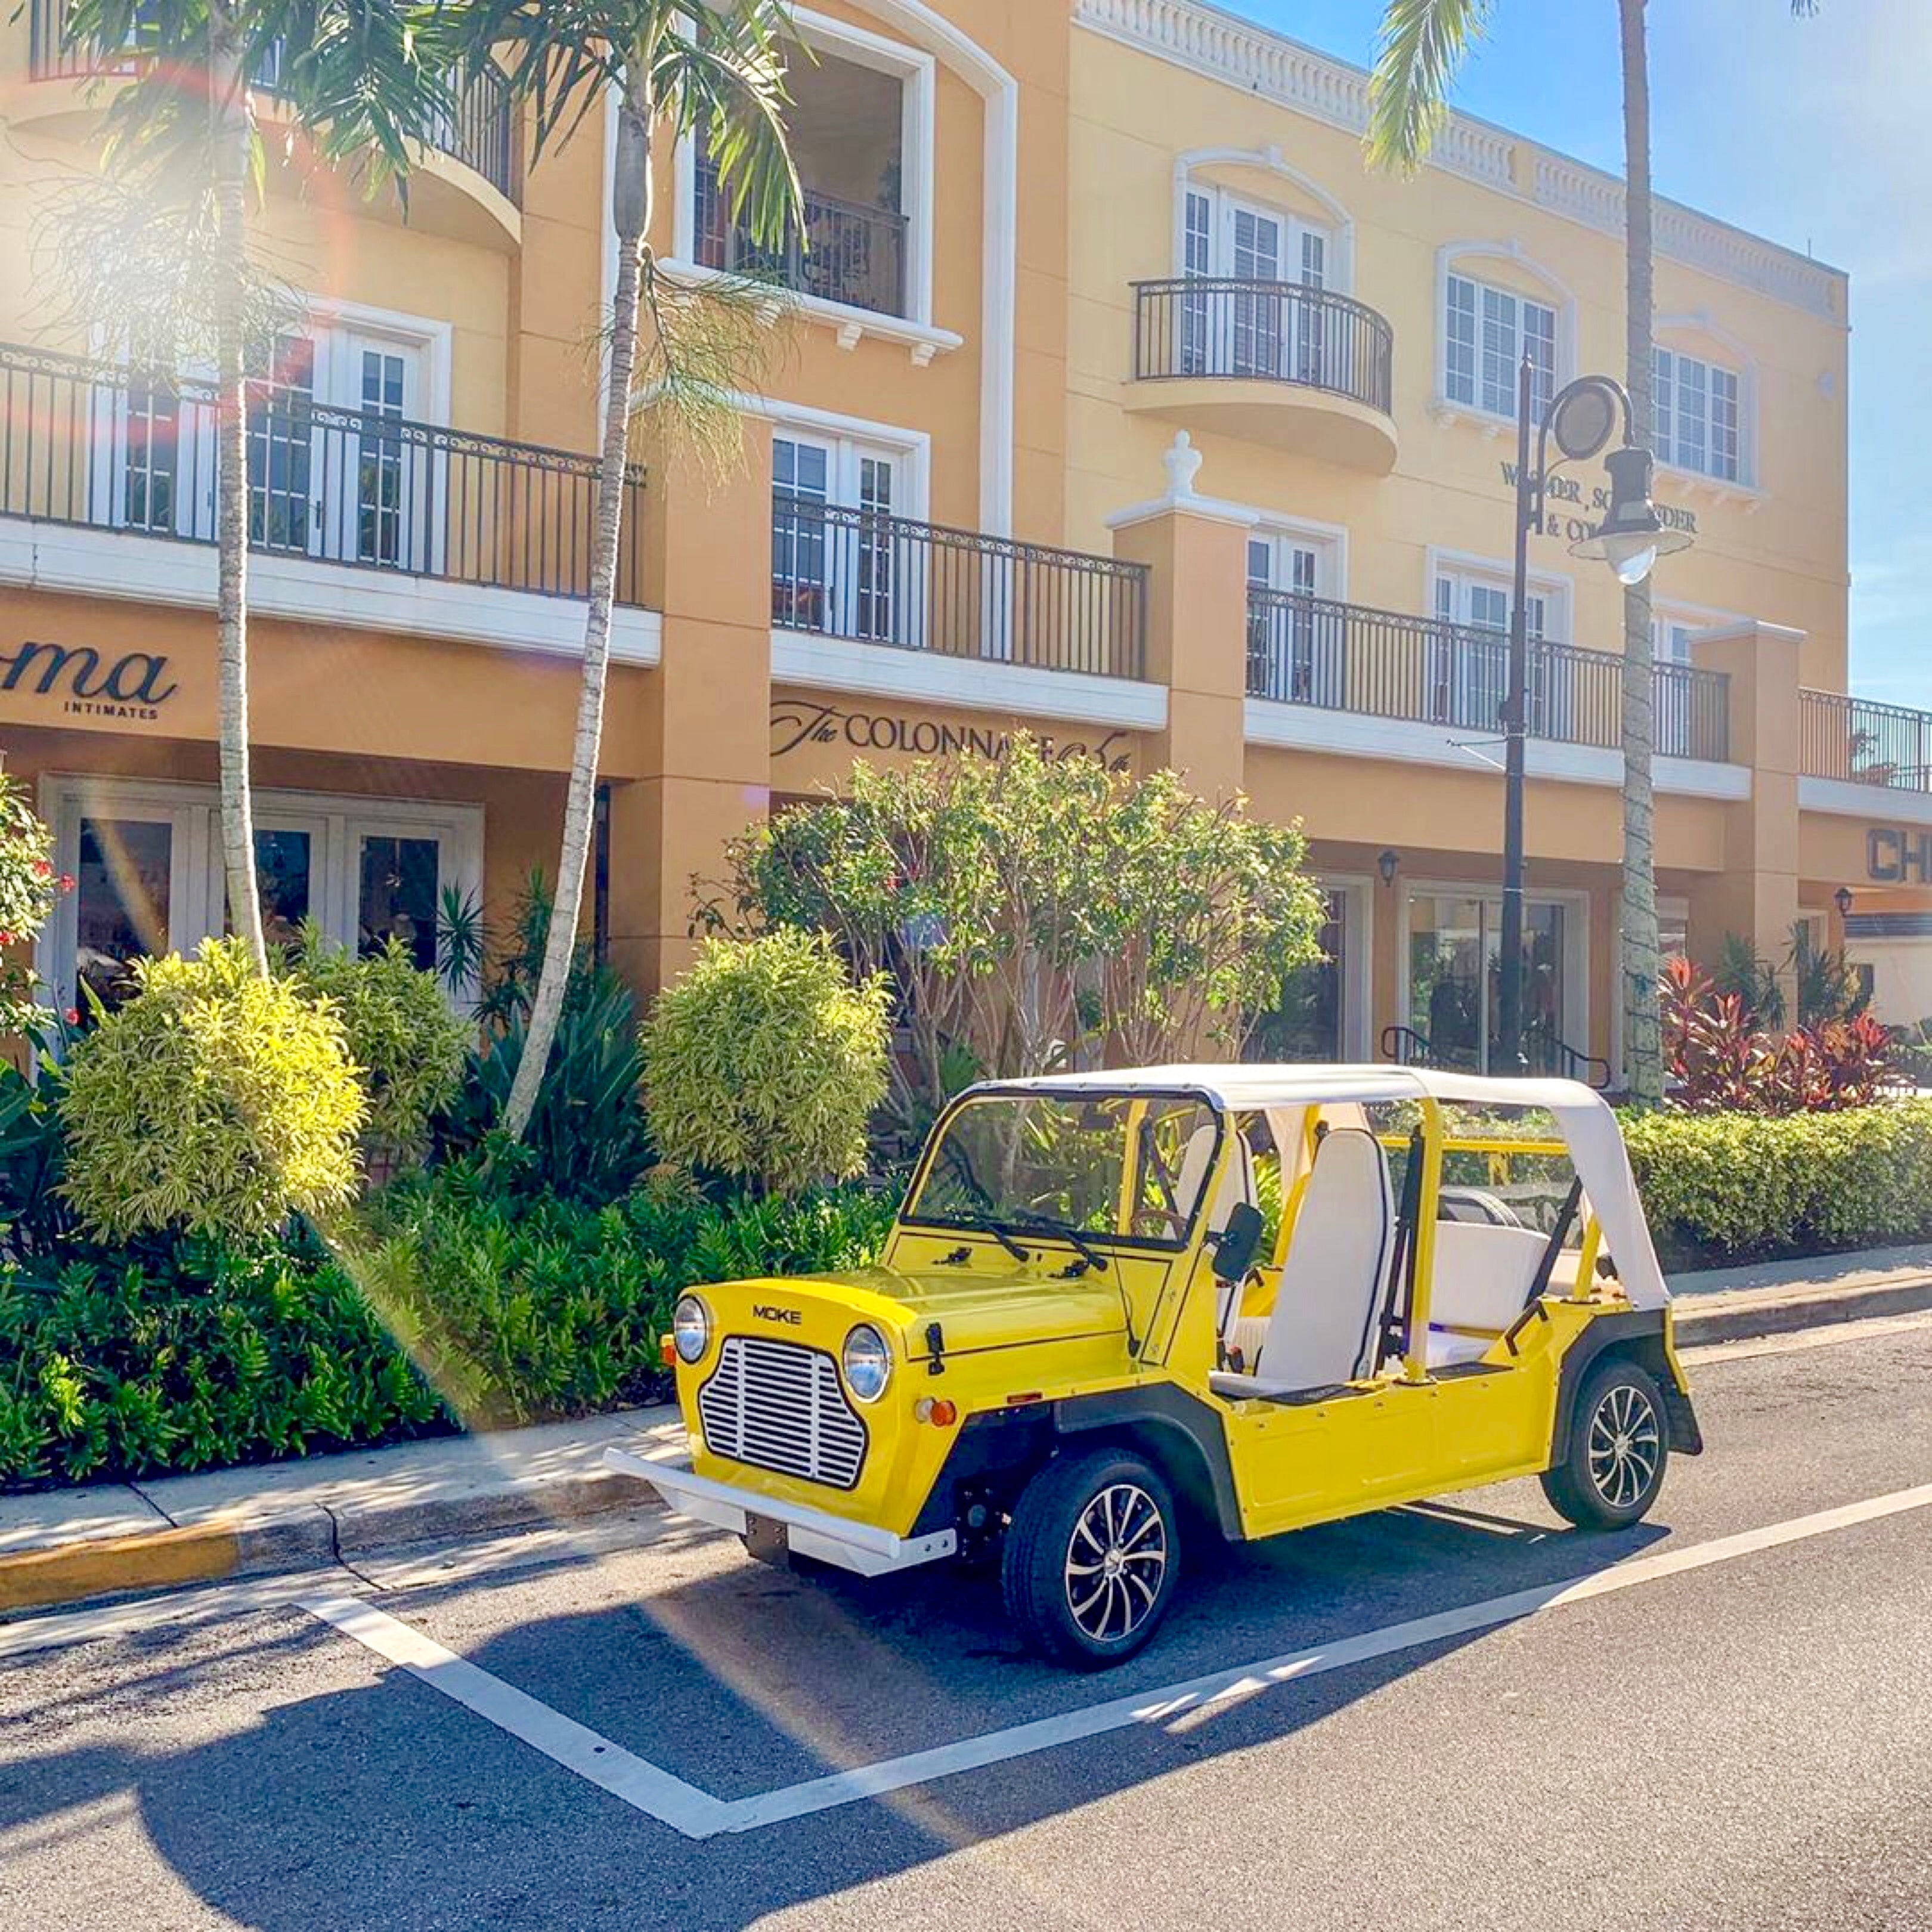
[1,1167,899,1490]
[1624,1100,1932,1267]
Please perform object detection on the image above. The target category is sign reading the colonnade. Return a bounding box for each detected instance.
[1866,826,1932,884]
[0,641,178,723]
[770,699,1134,773]
[1499,463,1699,543]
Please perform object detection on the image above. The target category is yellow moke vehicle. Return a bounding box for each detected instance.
[606,1065,1702,1668]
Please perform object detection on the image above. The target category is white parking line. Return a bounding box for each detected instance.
[299,1478,1932,1840]
[298,1595,731,1840]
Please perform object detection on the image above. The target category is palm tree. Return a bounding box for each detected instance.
[1368,0,1818,1105]
[60,0,462,973]
[454,1,802,1144]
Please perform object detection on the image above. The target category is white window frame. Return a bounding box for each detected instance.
[1652,339,1752,487]
[670,7,937,334]
[35,775,483,1018]
[1426,548,1574,743]
[1171,148,1356,292]
[1317,873,1374,1061]
[1432,243,1577,427]
[1244,516,1348,707]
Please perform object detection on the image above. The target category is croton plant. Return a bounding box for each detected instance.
[0,776,69,1038]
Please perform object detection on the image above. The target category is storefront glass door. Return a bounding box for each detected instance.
[1407,893,1569,1071]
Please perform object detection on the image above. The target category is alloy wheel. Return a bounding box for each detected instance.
[1063,1482,1168,1644]
[1587,1382,1661,1511]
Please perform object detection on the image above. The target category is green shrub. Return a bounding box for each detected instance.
[58,939,366,1241]
[1624,1100,1932,1266]
[289,928,466,1169]
[0,1240,444,1487]
[643,930,891,1196]
[0,776,64,1038]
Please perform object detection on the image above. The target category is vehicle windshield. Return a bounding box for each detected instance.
[902,1090,1222,1253]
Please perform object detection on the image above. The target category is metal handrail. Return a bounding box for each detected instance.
[1132,277,1394,414]
[1380,1021,1610,1089]
[1799,687,1932,793]
[1247,588,1732,761]
[0,339,643,602]
[770,495,1147,680]
[26,0,521,205]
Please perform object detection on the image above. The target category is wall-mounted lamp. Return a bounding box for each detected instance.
[1835,886,1854,919]
[1378,849,1401,888]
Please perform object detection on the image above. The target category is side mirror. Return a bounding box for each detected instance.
[1210,1202,1265,1283]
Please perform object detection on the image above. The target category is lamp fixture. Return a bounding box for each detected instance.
[1378,849,1400,888]
[1567,444,1695,588]
[1835,886,1854,919]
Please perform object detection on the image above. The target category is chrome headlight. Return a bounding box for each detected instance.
[841,1324,892,1403]
[672,1295,711,1365]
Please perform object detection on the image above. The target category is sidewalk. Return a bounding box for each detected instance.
[5,1244,1930,1616]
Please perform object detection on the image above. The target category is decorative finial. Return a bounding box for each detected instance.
[1163,430,1203,499]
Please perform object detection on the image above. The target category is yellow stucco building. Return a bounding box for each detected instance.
[0,0,1914,1075]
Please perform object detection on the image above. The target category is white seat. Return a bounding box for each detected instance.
[1210,1126,1393,1400]
[1423,1221,1552,1368]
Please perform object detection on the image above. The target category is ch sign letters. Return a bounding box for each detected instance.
[0,642,178,722]
[1866,827,1932,884]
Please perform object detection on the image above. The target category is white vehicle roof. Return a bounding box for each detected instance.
[977,1063,1670,1310]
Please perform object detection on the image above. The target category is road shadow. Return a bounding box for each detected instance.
[0,1499,1672,1930]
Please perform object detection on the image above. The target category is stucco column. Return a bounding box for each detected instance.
[1105,433,1253,794]
[604,416,775,996]
[1686,620,1804,1017]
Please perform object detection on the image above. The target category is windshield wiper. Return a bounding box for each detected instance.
[1002,1215,1110,1275]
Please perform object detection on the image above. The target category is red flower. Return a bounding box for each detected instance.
[0,932,11,948]
[64,1008,79,1027]
[31,858,51,878]
[57,874,74,893]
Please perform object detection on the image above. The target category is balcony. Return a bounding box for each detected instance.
[771,497,1147,682]
[0,341,645,608]
[1800,689,1932,792]
[24,0,520,211]
[695,156,908,321]
[1246,590,1731,762]
[1130,279,1398,473]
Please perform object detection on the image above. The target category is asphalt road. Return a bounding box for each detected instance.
[4,1315,1931,1932]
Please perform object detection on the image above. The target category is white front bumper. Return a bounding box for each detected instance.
[602,1446,957,1578]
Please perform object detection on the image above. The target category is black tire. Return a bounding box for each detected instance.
[1001,1448,1180,1668]
[1541,1356,1671,1530]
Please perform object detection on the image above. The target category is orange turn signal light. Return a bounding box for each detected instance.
[660,1335,676,1367]
[914,1397,959,1427]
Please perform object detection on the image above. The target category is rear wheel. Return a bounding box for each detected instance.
[1002,1449,1179,1668]
[1541,1357,1670,1530]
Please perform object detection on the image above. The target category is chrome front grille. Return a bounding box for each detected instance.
[696,1336,868,1490]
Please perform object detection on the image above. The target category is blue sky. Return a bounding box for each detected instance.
[1242,0,1923,700]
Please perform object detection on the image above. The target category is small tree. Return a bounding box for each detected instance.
[59,937,365,1240]
[707,735,1328,1120]
[643,930,889,1196]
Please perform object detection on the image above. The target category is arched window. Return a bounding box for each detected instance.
[1433,243,1577,426]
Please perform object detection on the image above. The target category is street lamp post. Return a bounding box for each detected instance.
[1496,355,1693,1077]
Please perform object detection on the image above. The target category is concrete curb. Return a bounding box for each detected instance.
[5,1271,1930,1620]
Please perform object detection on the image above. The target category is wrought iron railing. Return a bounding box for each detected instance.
[696,155,908,318]
[1800,688,1932,792]
[1133,277,1395,416]
[770,497,1147,680]
[1380,1022,1611,1090]
[0,341,644,602]
[26,0,521,205]
[1246,589,1732,762]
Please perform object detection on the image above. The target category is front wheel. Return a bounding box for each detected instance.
[1001,1449,1179,1668]
[1541,1357,1670,1530]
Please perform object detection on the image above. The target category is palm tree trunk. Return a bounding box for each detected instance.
[500,79,651,1143]
[209,0,266,973]
[1617,0,1662,1106]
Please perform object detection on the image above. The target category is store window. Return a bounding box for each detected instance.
[1248,888,1351,1062]
[39,780,481,1020]
[1444,271,1556,423]
[1407,891,1575,1073]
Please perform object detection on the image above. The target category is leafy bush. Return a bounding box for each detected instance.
[1662,956,1893,1113]
[287,928,466,1170]
[643,930,890,1196]
[707,734,1327,1123]
[0,1239,444,1487]
[0,777,67,1038]
[1624,1100,1932,1266]
[58,939,366,1241]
